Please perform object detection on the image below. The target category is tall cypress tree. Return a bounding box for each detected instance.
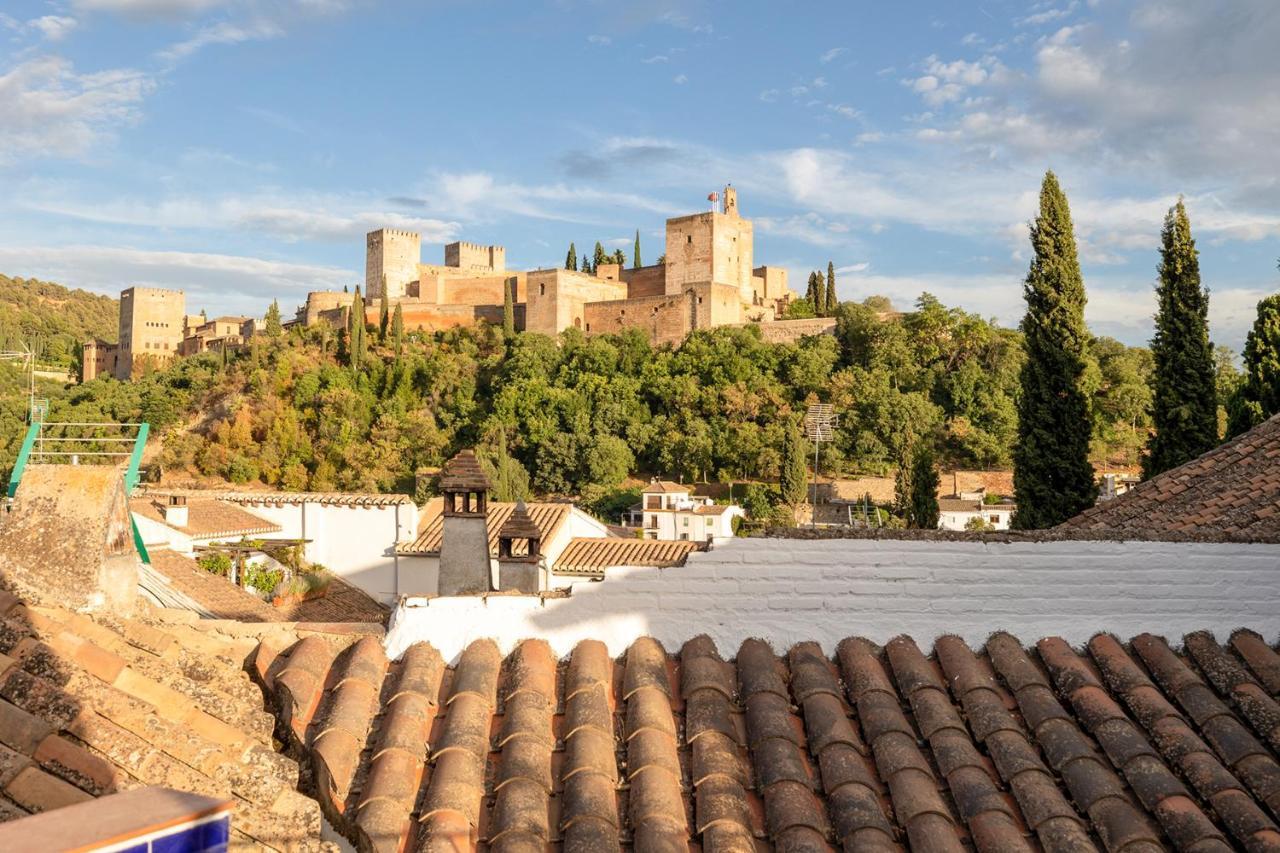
[349,286,366,371]
[906,444,940,529]
[813,271,827,316]
[565,242,577,271]
[502,276,516,340]
[391,303,404,357]
[805,271,818,306]
[593,241,606,274]
[634,229,642,268]
[1012,171,1096,528]
[1143,199,1217,477]
[378,288,390,342]
[1228,290,1280,437]
[826,261,838,315]
[580,255,591,274]
[780,417,809,509]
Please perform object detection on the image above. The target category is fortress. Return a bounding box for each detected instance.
[298,186,827,346]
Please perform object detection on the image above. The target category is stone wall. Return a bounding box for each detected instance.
[746,316,838,343]
[621,263,666,299]
[524,269,627,336]
[584,292,692,348]
[366,229,421,299]
[444,241,505,272]
[385,536,1280,661]
[117,287,185,380]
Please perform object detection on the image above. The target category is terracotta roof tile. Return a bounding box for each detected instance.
[1231,629,1280,696]
[129,497,281,539]
[554,537,701,576]
[1184,631,1280,754]
[399,500,573,557]
[1059,413,1280,541]
[153,488,416,508]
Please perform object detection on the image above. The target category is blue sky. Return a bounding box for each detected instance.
[2,0,1278,350]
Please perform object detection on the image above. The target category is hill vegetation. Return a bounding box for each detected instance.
[0,275,118,369]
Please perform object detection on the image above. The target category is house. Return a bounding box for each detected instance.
[622,479,744,543]
[937,488,1015,531]
[130,494,282,554]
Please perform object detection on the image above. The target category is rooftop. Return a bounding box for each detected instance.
[263,627,1280,852]
[1060,413,1280,541]
[642,480,690,494]
[399,499,574,556]
[148,489,415,508]
[129,497,281,539]
[553,536,701,576]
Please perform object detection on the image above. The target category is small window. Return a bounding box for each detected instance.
[687,235,692,244]
[990,515,999,524]
[680,533,688,540]
[539,283,546,296]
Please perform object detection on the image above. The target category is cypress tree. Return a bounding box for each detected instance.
[502,277,516,340]
[378,288,390,342]
[780,417,809,508]
[813,271,826,316]
[580,255,591,274]
[349,287,366,371]
[391,303,404,357]
[1143,199,1217,477]
[634,229,642,268]
[805,271,818,307]
[1012,171,1096,528]
[593,241,606,274]
[264,300,282,336]
[826,260,838,315]
[565,242,577,271]
[1228,290,1280,437]
[906,444,940,529]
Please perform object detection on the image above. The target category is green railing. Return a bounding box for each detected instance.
[5,423,39,499]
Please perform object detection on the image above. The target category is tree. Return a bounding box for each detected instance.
[813,271,827,316]
[906,443,940,529]
[391,303,404,357]
[826,260,838,315]
[1228,290,1280,437]
[480,430,530,502]
[1143,199,1217,478]
[580,255,591,274]
[593,241,606,274]
[805,272,819,307]
[779,417,808,508]
[565,242,577,271]
[264,300,282,337]
[633,229,642,268]
[379,288,390,342]
[1012,171,1096,528]
[502,277,516,340]
[612,248,626,268]
[349,287,366,371]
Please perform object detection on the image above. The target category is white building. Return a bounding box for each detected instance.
[623,480,744,543]
[131,494,282,554]
[937,489,1016,531]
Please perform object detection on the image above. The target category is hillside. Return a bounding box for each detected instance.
[0,274,119,368]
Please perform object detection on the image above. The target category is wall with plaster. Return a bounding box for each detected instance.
[384,536,1280,661]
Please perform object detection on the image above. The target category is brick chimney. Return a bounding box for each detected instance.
[496,500,542,594]
[163,495,188,528]
[437,450,492,595]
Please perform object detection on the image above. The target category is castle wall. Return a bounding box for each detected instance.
[302,291,354,326]
[621,263,666,299]
[417,270,526,307]
[583,293,692,348]
[116,286,185,380]
[745,317,838,344]
[444,241,505,273]
[367,229,421,299]
[664,211,753,300]
[525,269,627,336]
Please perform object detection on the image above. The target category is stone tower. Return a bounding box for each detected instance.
[723,184,739,217]
[437,449,492,596]
[496,500,542,594]
[366,228,421,300]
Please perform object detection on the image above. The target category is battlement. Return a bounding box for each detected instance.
[368,228,421,242]
[445,240,505,273]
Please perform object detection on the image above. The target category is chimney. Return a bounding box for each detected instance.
[437,450,493,595]
[163,494,188,528]
[496,500,542,594]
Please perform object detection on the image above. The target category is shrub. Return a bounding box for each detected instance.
[197,552,231,577]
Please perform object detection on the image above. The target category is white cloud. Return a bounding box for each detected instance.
[0,56,154,161]
[158,19,283,61]
[641,54,669,63]
[759,88,779,102]
[819,47,847,64]
[587,34,611,46]
[1016,2,1079,27]
[673,73,687,85]
[30,16,79,40]
[72,0,231,18]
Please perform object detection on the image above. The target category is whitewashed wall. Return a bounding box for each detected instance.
[245,502,415,604]
[385,537,1280,661]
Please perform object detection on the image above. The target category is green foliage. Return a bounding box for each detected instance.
[264,300,283,337]
[479,430,530,501]
[965,515,994,531]
[779,417,809,507]
[826,261,838,316]
[1012,172,1097,529]
[565,242,577,271]
[349,287,367,371]
[906,443,940,528]
[592,242,606,274]
[1228,291,1280,437]
[581,485,642,524]
[612,249,626,268]
[242,562,284,594]
[0,275,118,370]
[633,230,642,268]
[502,278,516,340]
[1143,200,1217,478]
[392,304,405,357]
[783,298,817,320]
[379,289,390,342]
[197,552,232,576]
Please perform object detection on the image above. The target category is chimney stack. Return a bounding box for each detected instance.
[497,500,542,594]
[163,494,188,528]
[437,450,493,595]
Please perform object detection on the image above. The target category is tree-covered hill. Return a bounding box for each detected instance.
[0,274,119,368]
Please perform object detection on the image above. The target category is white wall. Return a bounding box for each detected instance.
[243,502,414,604]
[384,536,1280,662]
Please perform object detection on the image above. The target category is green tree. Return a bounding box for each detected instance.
[391,303,404,357]
[1012,171,1096,528]
[612,248,626,268]
[826,260,838,315]
[565,242,577,271]
[593,241,606,274]
[779,417,809,508]
[1143,199,1217,478]
[906,443,940,529]
[580,255,591,274]
[633,229,642,268]
[1228,290,1280,437]
[502,277,516,340]
[813,271,827,316]
[480,430,530,502]
[349,287,366,371]
[805,272,818,307]
[264,300,283,337]
[379,288,390,342]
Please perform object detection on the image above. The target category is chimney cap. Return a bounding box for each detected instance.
[499,500,542,541]
[440,449,491,493]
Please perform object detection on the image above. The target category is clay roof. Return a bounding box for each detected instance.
[153,489,415,507]
[643,480,689,494]
[938,498,982,513]
[261,628,1280,853]
[1060,413,1280,541]
[693,504,734,515]
[0,587,323,848]
[497,501,542,541]
[439,449,491,492]
[129,497,281,539]
[398,500,573,556]
[145,549,388,625]
[554,537,701,576]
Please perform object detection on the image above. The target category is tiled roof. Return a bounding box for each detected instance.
[938,498,983,513]
[153,489,416,507]
[643,480,689,494]
[260,629,1280,852]
[1060,413,1280,541]
[129,497,281,539]
[146,549,388,624]
[554,537,701,575]
[440,449,491,492]
[0,587,325,849]
[497,501,542,541]
[693,504,734,515]
[398,500,573,556]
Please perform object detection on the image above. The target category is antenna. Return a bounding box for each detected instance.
[803,403,839,529]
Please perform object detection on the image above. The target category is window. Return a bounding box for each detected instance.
[687,235,692,244]
[648,515,658,528]
[680,533,688,540]
[990,515,1000,524]
[539,283,546,296]
[682,516,689,526]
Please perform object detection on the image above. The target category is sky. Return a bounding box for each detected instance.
[1,0,1278,351]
